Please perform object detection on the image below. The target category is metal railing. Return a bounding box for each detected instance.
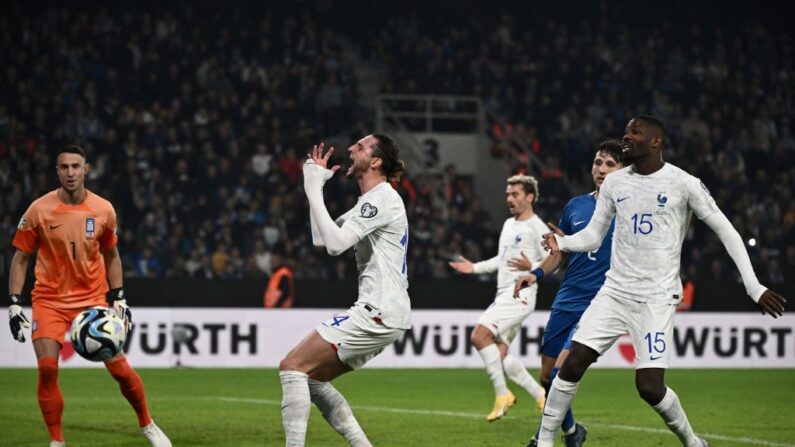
[375,94,486,175]
[376,94,485,134]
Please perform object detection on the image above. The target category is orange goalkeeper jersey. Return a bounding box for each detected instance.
[12,189,118,309]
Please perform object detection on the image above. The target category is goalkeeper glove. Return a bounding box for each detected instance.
[8,294,31,343]
[107,288,133,333]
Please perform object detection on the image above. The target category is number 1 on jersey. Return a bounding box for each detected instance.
[70,241,76,260]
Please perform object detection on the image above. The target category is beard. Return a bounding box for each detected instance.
[345,159,365,179]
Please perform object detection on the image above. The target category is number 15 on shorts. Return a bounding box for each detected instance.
[644,331,666,360]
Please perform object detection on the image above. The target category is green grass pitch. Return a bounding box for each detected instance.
[1,368,793,446]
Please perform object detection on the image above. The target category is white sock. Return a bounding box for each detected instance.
[537,377,579,447]
[502,355,545,401]
[653,387,700,447]
[308,379,372,447]
[477,344,509,396]
[280,371,311,447]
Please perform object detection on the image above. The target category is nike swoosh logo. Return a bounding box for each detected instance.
[49,224,63,230]
[649,355,663,361]
[617,197,630,202]
[573,220,585,226]
[281,404,289,410]
[543,412,554,418]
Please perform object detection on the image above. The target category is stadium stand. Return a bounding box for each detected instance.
[1,1,792,292]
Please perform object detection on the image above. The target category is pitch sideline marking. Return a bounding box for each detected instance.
[215,396,795,447]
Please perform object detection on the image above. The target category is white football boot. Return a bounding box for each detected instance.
[141,421,172,447]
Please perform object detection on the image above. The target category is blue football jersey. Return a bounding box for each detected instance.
[552,193,615,312]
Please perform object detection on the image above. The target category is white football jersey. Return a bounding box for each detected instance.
[336,182,411,329]
[475,214,550,302]
[592,163,719,302]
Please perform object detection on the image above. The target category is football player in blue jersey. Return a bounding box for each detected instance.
[514,139,624,447]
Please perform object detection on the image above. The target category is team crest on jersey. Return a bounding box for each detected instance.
[657,192,668,207]
[360,203,378,218]
[515,234,522,244]
[85,217,96,239]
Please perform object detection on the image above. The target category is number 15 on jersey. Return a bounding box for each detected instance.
[631,213,653,235]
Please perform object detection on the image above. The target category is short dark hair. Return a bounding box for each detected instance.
[371,134,405,181]
[633,115,667,144]
[57,144,86,159]
[595,139,625,164]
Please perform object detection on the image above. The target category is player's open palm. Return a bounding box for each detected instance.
[308,142,341,172]
[507,251,532,271]
[449,256,475,274]
[757,289,786,318]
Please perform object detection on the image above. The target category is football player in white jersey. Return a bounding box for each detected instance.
[449,175,548,421]
[279,135,410,447]
[531,116,787,447]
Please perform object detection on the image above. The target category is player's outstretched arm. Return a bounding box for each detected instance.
[8,250,31,342]
[452,253,500,275]
[449,256,475,274]
[701,212,786,316]
[702,212,764,298]
[548,220,610,254]
[303,144,358,256]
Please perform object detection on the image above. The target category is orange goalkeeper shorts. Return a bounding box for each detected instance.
[31,299,105,344]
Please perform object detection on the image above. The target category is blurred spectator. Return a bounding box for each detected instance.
[264,252,294,308]
[0,1,792,286]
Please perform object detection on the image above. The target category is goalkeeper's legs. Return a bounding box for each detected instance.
[105,355,152,428]
[37,356,64,442]
[637,368,702,447]
[34,339,64,443]
[309,379,371,447]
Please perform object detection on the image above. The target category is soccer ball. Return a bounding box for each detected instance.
[69,307,126,362]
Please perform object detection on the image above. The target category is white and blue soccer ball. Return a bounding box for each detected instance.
[69,307,126,362]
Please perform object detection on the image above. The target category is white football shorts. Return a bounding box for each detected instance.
[571,291,677,369]
[316,303,404,369]
[477,288,536,345]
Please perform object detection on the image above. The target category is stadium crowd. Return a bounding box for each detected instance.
[367,2,795,286]
[1,2,792,290]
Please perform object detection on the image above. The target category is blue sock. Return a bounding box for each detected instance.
[549,367,576,432]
